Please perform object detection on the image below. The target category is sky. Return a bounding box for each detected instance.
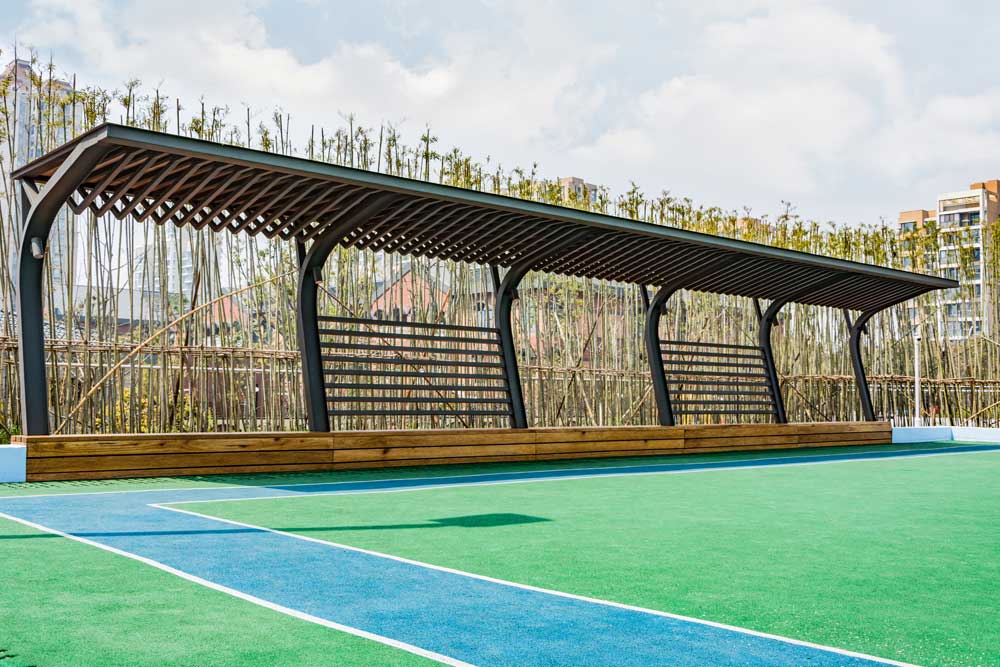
[3,0,1000,226]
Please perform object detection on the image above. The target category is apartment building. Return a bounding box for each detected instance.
[558,176,599,204]
[898,180,998,338]
[2,59,85,306]
[1,60,200,325]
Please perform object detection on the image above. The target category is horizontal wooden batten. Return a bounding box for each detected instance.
[334,443,536,464]
[29,450,335,474]
[14,421,891,482]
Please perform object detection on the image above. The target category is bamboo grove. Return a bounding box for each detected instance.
[0,55,997,440]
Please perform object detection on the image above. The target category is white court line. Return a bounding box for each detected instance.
[2,443,993,501]
[0,455,812,499]
[155,502,921,667]
[5,448,972,665]
[0,510,473,667]
[165,445,1000,506]
[2,445,983,665]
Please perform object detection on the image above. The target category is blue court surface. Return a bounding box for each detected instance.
[2,442,998,666]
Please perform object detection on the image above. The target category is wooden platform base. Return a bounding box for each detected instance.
[12,422,891,482]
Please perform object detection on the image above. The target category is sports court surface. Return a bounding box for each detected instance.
[1,441,997,667]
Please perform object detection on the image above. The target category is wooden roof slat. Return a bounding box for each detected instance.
[258,181,326,238]
[416,209,502,258]
[94,152,164,216]
[115,156,198,220]
[276,183,353,236]
[134,161,207,222]
[302,189,382,242]
[151,163,231,226]
[435,212,528,264]
[216,174,294,232]
[181,167,255,230]
[73,149,144,212]
[299,188,382,242]
[12,123,956,313]
[202,171,269,232]
[231,176,302,234]
[396,205,482,256]
[365,200,455,252]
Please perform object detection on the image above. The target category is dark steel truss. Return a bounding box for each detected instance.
[13,124,957,434]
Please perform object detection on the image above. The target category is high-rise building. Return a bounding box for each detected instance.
[558,176,599,204]
[898,180,998,339]
[2,59,84,315]
[1,60,202,328]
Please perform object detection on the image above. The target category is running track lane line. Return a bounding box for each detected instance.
[3,445,993,666]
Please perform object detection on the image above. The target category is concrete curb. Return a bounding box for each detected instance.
[891,426,952,443]
[0,444,26,483]
[892,425,1000,444]
[951,426,1000,443]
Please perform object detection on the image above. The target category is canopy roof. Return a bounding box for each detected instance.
[14,123,955,313]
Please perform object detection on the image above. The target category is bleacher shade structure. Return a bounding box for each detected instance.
[12,123,956,435]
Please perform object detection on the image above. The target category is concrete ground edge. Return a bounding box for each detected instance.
[891,425,1000,443]
[0,444,26,483]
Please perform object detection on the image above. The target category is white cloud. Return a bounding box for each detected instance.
[18,0,612,172]
[566,5,894,210]
[702,5,905,107]
[569,3,1000,221]
[576,75,872,195]
[12,0,1000,223]
[874,91,1000,183]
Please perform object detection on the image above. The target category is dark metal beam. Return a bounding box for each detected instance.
[643,255,743,426]
[493,230,586,428]
[758,298,789,424]
[757,275,855,425]
[848,309,879,421]
[17,139,113,435]
[645,285,679,426]
[494,265,529,428]
[94,153,166,216]
[297,193,397,432]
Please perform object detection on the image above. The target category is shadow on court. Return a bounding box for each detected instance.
[282,512,551,532]
[0,513,550,539]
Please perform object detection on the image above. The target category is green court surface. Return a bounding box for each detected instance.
[0,515,433,667]
[190,446,1000,667]
[0,440,959,499]
[1,442,997,667]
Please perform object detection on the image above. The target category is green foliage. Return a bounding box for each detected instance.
[0,52,996,432]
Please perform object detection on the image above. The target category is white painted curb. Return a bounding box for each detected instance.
[951,427,1000,443]
[0,444,26,483]
[892,425,1000,444]
[891,426,952,443]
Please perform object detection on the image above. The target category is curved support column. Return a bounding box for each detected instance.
[644,286,679,426]
[756,275,851,425]
[492,229,588,429]
[17,141,112,435]
[495,264,531,428]
[848,310,878,421]
[297,254,328,433]
[758,299,789,424]
[297,195,395,432]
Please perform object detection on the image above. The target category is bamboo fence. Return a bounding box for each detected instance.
[0,55,997,441]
